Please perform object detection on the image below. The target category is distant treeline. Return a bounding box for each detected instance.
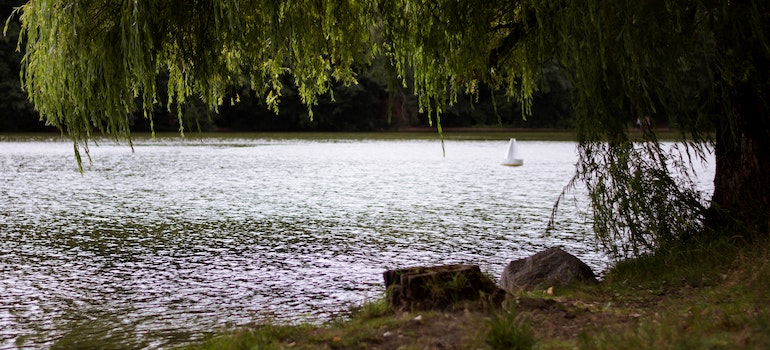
[0,2,575,133]
[1,0,40,131]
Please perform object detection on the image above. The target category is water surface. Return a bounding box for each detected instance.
[0,134,709,348]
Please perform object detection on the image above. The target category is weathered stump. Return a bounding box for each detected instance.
[500,247,598,292]
[384,264,503,310]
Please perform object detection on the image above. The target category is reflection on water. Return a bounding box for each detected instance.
[0,135,711,349]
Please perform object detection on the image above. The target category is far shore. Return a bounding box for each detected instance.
[0,127,688,143]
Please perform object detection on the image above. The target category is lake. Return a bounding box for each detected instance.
[0,133,712,349]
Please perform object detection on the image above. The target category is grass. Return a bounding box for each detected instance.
[485,308,535,350]
[582,238,770,350]
[180,235,770,350]
[181,305,489,350]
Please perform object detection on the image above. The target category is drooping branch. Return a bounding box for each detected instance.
[487,10,537,69]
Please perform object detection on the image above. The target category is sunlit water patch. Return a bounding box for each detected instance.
[0,136,713,349]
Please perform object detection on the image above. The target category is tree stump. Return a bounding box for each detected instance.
[383,264,503,310]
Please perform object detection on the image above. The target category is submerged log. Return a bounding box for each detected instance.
[384,264,503,310]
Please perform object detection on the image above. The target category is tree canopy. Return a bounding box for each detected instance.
[9,0,770,258]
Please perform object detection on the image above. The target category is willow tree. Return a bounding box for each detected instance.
[10,0,770,257]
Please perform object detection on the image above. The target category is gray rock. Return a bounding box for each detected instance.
[500,247,598,291]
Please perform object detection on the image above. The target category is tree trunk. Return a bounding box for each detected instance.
[707,55,770,238]
[706,1,770,239]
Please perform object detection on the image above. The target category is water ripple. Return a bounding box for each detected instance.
[0,137,710,349]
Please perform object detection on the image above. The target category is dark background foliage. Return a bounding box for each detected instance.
[0,0,44,131]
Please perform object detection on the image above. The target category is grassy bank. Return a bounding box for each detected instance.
[181,238,769,349]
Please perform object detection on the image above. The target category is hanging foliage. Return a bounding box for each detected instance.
[11,0,770,257]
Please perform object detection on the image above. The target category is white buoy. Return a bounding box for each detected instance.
[502,138,524,166]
